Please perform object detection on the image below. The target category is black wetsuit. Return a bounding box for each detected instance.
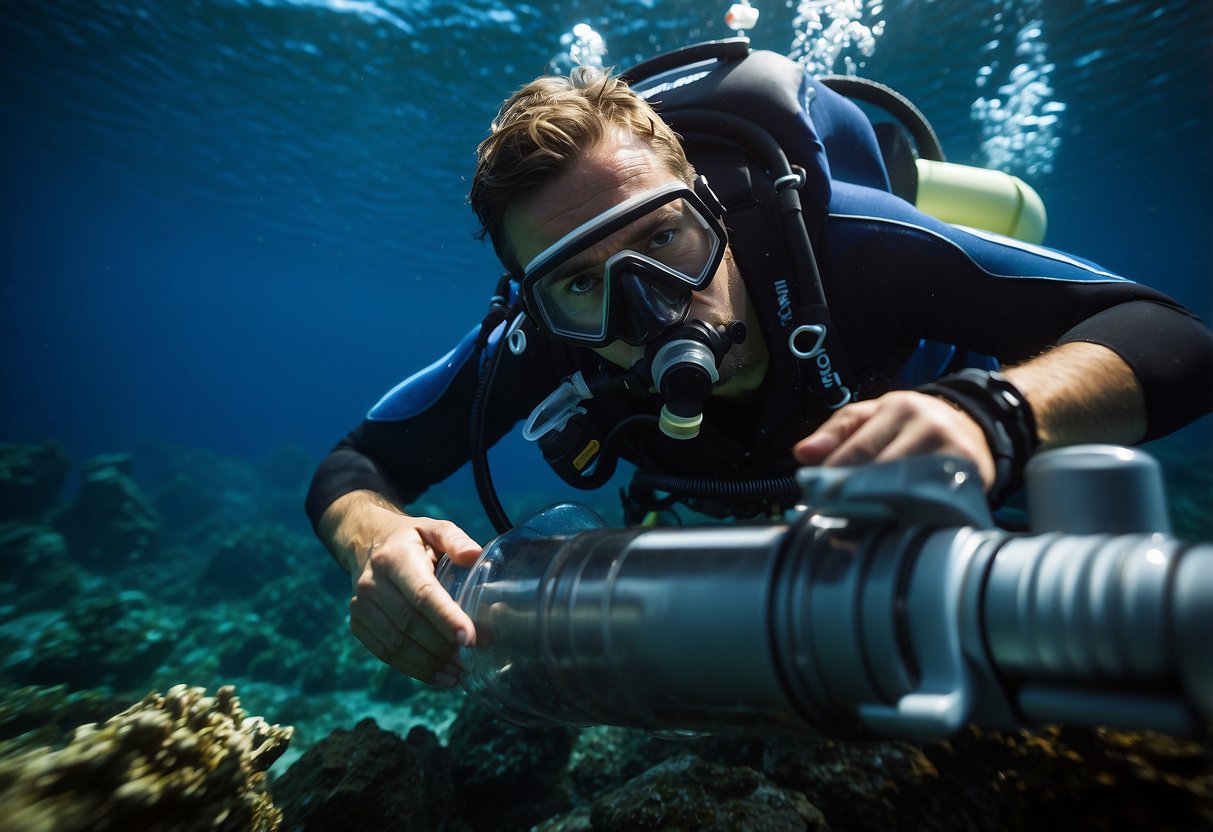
[305,180,1213,529]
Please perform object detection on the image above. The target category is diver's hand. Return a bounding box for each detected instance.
[792,390,997,492]
[318,491,482,687]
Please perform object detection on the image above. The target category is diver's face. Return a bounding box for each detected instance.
[503,130,768,397]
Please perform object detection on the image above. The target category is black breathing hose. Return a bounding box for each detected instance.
[630,470,800,506]
[469,306,516,534]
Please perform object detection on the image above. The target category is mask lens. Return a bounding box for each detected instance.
[533,271,609,344]
[524,186,723,346]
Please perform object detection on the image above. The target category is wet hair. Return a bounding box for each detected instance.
[469,66,695,274]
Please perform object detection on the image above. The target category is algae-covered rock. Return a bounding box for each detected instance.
[0,523,81,612]
[200,524,311,599]
[0,684,132,756]
[0,441,71,523]
[272,718,469,831]
[51,454,160,571]
[0,684,292,831]
[922,725,1213,832]
[447,696,577,830]
[254,573,343,647]
[762,734,945,830]
[544,723,1213,832]
[136,441,262,533]
[581,753,827,831]
[15,590,175,693]
[757,724,1213,832]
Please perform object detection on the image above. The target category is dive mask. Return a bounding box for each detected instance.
[519,178,726,348]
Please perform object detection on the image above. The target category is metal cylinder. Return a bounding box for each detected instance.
[1026,444,1171,534]
[438,452,1211,739]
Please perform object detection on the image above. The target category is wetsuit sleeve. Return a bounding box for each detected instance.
[821,181,1213,439]
[304,322,561,532]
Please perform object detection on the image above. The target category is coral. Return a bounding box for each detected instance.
[272,718,469,832]
[0,684,291,831]
[0,441,71,523]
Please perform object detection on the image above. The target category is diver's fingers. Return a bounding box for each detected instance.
[817,401,898,467]
[873,398,995,488]
[350,582,445,663]
[415,518,483,566]
[376,538,477,649]
[357,546,470,658]
[350,615,459,685]
[792,400,879,464]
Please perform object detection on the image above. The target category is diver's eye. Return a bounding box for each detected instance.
[649,228,677,250]
[567,274,600,296]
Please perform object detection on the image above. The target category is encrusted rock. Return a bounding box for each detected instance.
[200,524,311,599]
[0,441,71,523]
[448,696,577,830]
[137,441,261,533]
[255,573,343,648]
[16,590,175,692]
[0,684,292,831]
[0,523,81,612]
[762,734,944,830]
[51,455,160,571]
[272,718,469,831]
[0,684,131,757]
[584,753,828,831]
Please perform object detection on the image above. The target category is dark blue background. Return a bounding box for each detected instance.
[2,0,1210,517]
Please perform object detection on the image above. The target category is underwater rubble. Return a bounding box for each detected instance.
[0,438,1210,830]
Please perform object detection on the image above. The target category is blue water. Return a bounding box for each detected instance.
[2,0,1211,514]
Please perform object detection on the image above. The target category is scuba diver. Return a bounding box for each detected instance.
[304,40,1213,692]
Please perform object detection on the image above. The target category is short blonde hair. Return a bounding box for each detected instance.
[470,66,695,273]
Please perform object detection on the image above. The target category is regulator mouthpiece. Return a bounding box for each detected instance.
[646,319,746,439]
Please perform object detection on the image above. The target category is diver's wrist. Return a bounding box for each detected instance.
[917,369,1039,505]
[318,490,406,573]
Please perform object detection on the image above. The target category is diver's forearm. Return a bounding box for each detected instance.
[317,489,410,574]
[1003,341,1146,449]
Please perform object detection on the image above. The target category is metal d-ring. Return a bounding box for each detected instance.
[506,312,528,355]
[789,324,827,359]
[774,166,807,192]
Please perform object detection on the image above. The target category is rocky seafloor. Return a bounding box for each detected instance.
[0,439,1210,831]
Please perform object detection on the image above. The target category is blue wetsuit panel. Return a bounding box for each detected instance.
[893,340,1000,388]
[804,76,892,193]
[825,180,1136,388]
[828,181,1127,284]
[368,323,505,422]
